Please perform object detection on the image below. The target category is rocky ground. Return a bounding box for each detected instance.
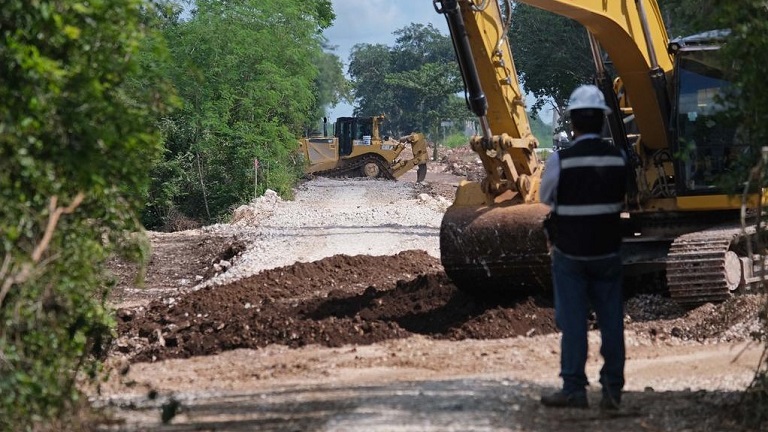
[91,147,768,431]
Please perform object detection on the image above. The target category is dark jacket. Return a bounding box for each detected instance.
[551,137,627,256]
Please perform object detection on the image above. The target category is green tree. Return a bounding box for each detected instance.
[508,2,726,124]
[0,0,170,427]
[385,61,464,137]
[146,0,337,228]
[708,2,768,425]
[128,1,183,230]
[348,43,396,120]
[348,24,462,138]
[509,4,593,120]
[660,0,718,37]
[312,46,351,122]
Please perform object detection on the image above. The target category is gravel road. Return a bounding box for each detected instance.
[202,177,449,286]
[95,174,767,432]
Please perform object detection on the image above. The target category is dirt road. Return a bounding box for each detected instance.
[94,160,766,431]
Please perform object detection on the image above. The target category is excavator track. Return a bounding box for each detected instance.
[666,225,750,307]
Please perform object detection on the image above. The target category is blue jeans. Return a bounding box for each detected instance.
[551,248,625,399]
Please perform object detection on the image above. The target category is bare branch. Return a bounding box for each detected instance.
[0,253,11,285]
[0,193,85,308]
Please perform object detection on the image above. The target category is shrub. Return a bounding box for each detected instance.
[0,0,168,428]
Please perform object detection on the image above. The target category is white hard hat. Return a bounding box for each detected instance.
[565,84,612,114]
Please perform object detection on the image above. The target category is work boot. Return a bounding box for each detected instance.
[540,391,588,409]
[599,393,621,411]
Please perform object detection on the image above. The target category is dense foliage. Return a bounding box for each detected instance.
[0,0,169,428]
[661,0,717,37]
[708,1,768,426]
[143,0,341,229]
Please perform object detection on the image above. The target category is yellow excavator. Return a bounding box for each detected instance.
[299,115,428,181]
[434,0,763,306]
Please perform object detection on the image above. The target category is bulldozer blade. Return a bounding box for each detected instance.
[440,202,552,297]
[417,163,427,183]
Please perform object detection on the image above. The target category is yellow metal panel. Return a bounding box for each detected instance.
[676,194,763,211]
[453,180,490,206]
[306,138,338,166]
[521,0,673,150]
[460,1,534,142]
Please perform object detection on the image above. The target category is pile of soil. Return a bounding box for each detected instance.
[116,250,557,363]
[439,146,486,181]
[112,232,765,366]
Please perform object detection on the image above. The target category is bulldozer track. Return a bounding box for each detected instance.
[666,225,749,307]
[311,154,395,180]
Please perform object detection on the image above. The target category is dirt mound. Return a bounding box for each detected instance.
[114,245,765,364]
[628,294,767,343]
[440,147,486,181]
[116,251,557,363]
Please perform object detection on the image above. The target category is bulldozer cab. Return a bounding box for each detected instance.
[300,116,378,166]
[335,117,377,156]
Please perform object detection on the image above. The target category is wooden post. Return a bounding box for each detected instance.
[254,158,259,199]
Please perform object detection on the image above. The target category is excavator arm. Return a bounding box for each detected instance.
[436,0,552,295]
[436,0,541,206]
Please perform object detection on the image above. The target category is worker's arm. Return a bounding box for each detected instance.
[539,152,560,209]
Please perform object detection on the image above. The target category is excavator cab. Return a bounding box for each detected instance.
[669,33,741,195]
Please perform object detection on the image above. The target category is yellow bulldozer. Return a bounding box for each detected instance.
[298,115,428,182]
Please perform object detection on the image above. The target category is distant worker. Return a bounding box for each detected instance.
[538,84,628,410]
[552,131,570,150]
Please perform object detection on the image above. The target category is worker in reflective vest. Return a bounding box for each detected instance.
[539,84,627,411]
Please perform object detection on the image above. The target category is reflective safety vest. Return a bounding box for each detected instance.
[552,138,627,257]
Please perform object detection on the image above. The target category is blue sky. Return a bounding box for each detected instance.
[322,0,449,119]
